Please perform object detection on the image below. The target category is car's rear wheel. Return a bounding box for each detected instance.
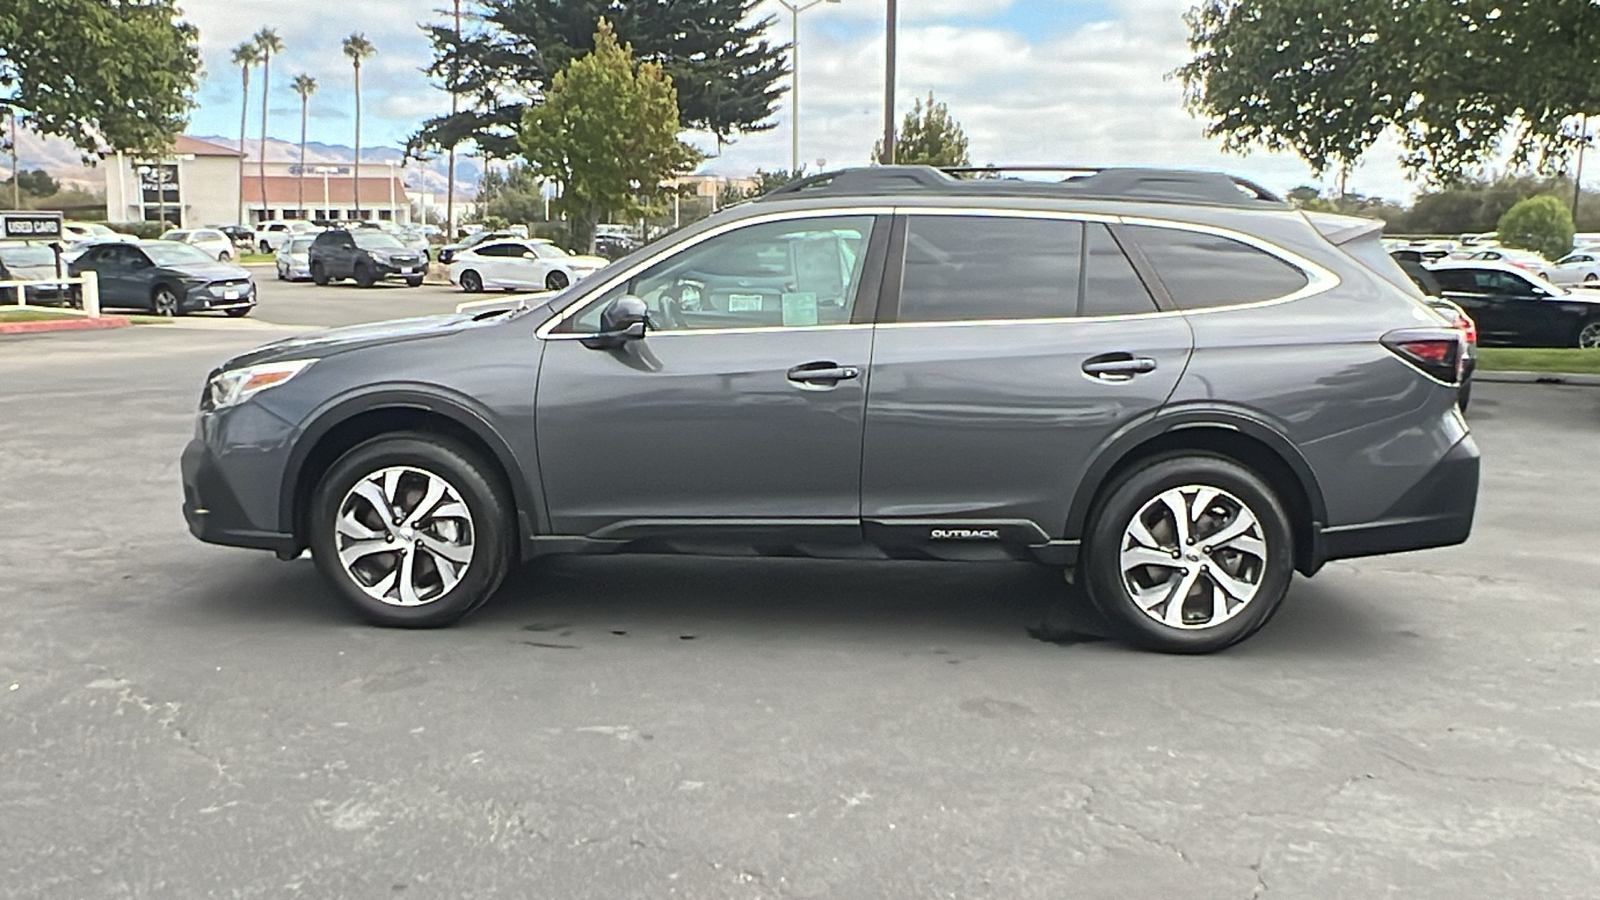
[309,435,513,627]
[1578,320,1600,349]
[311,263,330,286]
[1082,454,1294,653]
[459,270,483,293]
[219,250,232,262]
[354,263,377,288]
[151,285,181,317]
[259,241,272,254]
[545,270,570,291]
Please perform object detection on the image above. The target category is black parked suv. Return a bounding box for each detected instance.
[308,229,428,288]
[182,166,1479,653]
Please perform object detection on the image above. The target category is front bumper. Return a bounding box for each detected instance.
[1312,433,1480,566]
[183,282,257,313]
[375,259,427,281]
[181,437,297,556]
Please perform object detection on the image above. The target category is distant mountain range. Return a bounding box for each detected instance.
[9,131,481,199]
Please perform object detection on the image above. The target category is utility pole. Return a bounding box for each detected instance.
[881,0,898,165]
[779,1,840,177]
[9,109,19,208]
[446,0,461,237]
[1575,114,1589,221]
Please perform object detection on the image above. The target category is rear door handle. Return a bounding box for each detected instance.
[1082,353,1158,380]
[787,361,861,385]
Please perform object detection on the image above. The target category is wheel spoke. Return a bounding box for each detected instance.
[429,501,470,522]
[403,474,448,527]
[418,533,472,565]
[337,538,391,569]
[351,478,397,524]
[336,510,381,541]
[1221,534,1266,562]
[1204,509,1259,550]
[1156,489,1192,548]
[1127,515,1164,552]
[1121,545,1180,571]
[1162,568,1203,627]
[1207,565,1259,603]
[396,550,423,606]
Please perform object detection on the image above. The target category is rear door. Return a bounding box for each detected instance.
[860,213,1193,549]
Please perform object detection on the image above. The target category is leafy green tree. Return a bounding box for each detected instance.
[873,93,971,167]
[519,20,700,251]
[412,0,786,160]
[2,169,60,198]
[1498,196,1575,260]
[0,0,200,158]
[476,162,549,224]
[1177,0,1600,185]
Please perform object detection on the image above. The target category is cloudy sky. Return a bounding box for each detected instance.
[175,0,1419,199]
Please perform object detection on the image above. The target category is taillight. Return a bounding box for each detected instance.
[1383,329,1463,384]
[1433,305,1478,344]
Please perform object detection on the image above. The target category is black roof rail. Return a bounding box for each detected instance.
[752,164,1285,208]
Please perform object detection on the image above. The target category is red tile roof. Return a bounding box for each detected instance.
[242,175,410,206]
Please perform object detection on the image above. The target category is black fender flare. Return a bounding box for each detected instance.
[1062,402,1328,542]
[277,384,543,552]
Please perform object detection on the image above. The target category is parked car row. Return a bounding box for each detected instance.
[66,240,257,317]
[1390,247,1600,350]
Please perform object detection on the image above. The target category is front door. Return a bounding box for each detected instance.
[534,213,887,538]
[861,215,1193,546]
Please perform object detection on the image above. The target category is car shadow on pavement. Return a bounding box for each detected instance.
[182,552,1399,656]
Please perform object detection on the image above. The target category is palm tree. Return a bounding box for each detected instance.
[341,33,376,219]
[291,74,317,218]
[252,28,285,223]
[231,41,262,226]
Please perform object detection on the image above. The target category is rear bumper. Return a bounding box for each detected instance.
[1312,433,1479,567]
[181,438,297,556]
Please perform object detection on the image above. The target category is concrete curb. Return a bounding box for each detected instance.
[0,316,133,335]
[1476,370,1600,386]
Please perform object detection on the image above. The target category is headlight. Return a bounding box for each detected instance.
[205,359,315,411]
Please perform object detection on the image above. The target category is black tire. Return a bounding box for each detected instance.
[225,306,252,318]
[219,250,232,263]
[276,263,287,281]
[545,269,570,291]
[354,263,377,288]
[260,241,272,254]
[309,434,514,628]
[1585,273,1597,283]
[1458,379,1472,410]
[460,270,483,293]
[311,263,330,286]
[405,277,424,288]
[150,284,181,317]
[1081,453,1295,654]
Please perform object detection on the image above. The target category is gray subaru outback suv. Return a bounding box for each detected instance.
[181,166,1478,653]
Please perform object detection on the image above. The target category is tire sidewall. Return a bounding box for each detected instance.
[461,270,482,292]
[309,435,512,627]
[1083,453,1294,654]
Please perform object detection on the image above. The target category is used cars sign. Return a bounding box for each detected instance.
[0,211,64,240]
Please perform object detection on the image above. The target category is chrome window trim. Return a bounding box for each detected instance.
[535,207,894,339]
[1113,215,1341,314]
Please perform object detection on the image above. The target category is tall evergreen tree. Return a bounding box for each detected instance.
[411,0,787,160]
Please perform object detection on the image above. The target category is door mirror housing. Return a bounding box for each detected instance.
[582,294,650,349]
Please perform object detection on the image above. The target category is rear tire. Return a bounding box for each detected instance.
[260,241,272,254]
[309,434,513,628]
[460,270,483,293]
[219,250,232,263]
[1579,319,1600,349]
[1081,454,1294,654]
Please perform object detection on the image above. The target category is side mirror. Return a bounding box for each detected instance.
[583,295,650,349]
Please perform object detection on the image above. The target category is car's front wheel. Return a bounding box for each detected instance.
[354,263,377,288]
[218,250,232,262]
[151,285,181,317]
[311,263,330,286]
[309,435,513,627]
[545,270,570,291]
[1081,454,1294,653]
[1578,319,1600,349]
[459,270,483,293]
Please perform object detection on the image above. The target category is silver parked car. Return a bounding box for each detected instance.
[181,166,1478,653]
[275,235,315,281]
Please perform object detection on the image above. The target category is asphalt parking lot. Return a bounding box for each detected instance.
[1,320,1597,898]
[238,268,477,329]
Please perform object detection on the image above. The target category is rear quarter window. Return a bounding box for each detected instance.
[1125,224,1309,309]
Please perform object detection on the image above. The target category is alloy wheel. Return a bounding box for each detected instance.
[545,270,570,291]
[334,466,476,607]
[1580,321,1600,349]
[152,288,179,317]
[1118,484,1268,630]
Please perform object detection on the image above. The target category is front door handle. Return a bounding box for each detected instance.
[787,361,861,386]
[1082,353,1158,380]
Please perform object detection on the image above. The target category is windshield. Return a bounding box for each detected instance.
[144,242,217,266]
[161,231,189,242]
[530,243,570,259]
[287,237,314,252]
[0,244,57,267]
[85,224,116,237]
[353,232,405,251]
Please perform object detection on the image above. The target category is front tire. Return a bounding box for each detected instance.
[219,250,232,263]
[309,434,513,627]
[405,277,424,288]
[1081,454,1294,654]
[459,270,483,293]
[311,263,330,286]
[545,270,570,291]
[354,263,377,288]
[151,285,181,317]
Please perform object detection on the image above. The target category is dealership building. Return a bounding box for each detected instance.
[104,135,413,228]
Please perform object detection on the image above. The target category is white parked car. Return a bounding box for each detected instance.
[160,228,235,261]
[1540,250,1600,286]
[275,235,316,281]
[449,239,607,293]
[256,220,320,253]
[1461,247,1546,271]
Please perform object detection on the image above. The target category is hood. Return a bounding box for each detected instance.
[567,255,608,269]
[221,312,492,369]
[168,260,251,281]
[4,263,65,282]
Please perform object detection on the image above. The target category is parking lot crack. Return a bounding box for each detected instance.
[1081,785,1192,865]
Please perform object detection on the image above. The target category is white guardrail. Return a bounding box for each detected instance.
[0,270,101,317]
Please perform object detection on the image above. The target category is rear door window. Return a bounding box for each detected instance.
[1082,224,1158,316]
[899,215,1082,322]
[1124,224,1309,309]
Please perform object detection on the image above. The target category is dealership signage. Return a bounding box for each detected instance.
[0,211,64,240]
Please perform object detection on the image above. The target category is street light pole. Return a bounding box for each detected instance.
[779,0,839,177]
[882,0,897,165]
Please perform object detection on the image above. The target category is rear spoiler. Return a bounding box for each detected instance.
[1300,211,1385,246]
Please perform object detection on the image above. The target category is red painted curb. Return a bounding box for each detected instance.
[0,316,133,335]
